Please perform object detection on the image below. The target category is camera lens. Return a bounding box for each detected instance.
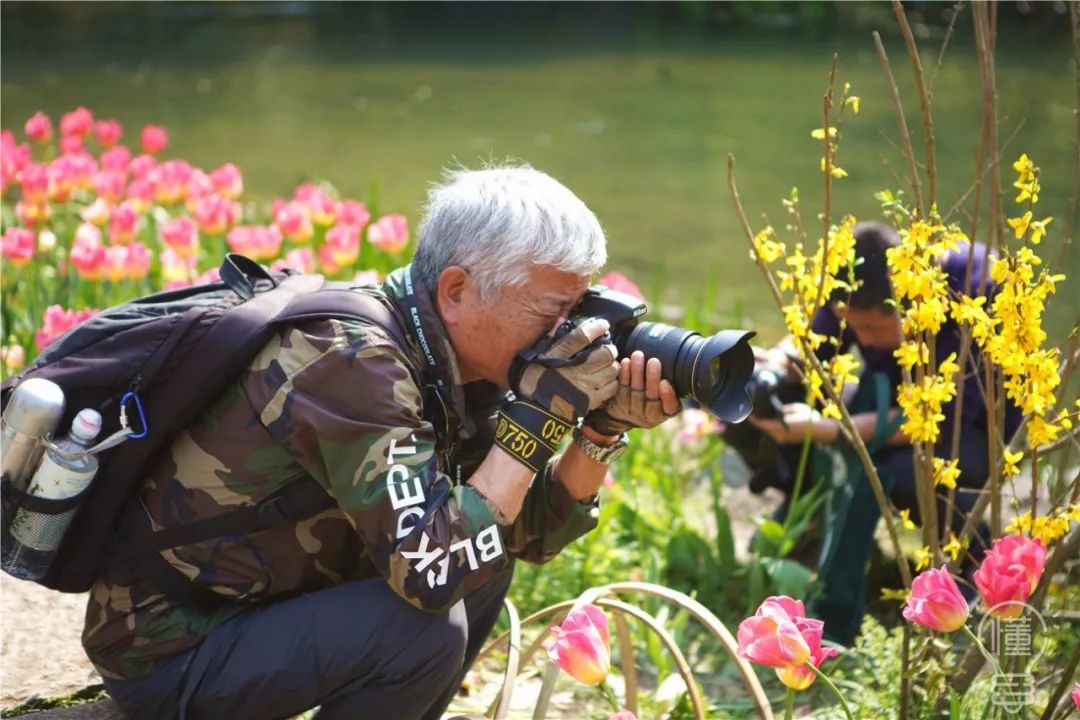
[613,322,755,422]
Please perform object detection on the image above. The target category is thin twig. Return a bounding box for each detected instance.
[929,3,965,93]
[893,0,938,208]
[873,31,924,218]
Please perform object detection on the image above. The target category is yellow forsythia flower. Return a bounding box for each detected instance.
[1003,449,1024,477]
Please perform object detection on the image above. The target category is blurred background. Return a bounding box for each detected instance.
[2,1,1076,340]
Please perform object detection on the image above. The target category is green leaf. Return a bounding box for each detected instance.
[761,557,814,597]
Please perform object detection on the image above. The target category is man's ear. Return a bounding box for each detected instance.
[435,265,470,327]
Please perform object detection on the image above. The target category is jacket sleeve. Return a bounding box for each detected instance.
[242,318,507,611]
[503,458,600,564]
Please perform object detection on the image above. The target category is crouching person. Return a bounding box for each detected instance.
[85,165,681,720]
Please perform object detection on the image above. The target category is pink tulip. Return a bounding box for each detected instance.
[81,197,112,226]
[184,168,215,210]
[19,163,50,203]
[228,225,283,261]
[1071,682,1079,710]
[597,271,644,301]
[24,112,54,143]
[93,170,127,203]
[903,567,969,632]
[210,163,243,199]
[59,107,94,137]
[195,267,221,285]
[100,145,133,173]
[15,201,51,229]
[774,621,839,690]
[737,596,812,668]
[94,119,123,148]
[161,216,199,258]
[71,224,106,280]
[609,713,636,720]
[338,200,371,230]
[160,247,196,287]
[126,178,154,213]
[271,247,316,274]
[973,535,1047,619]
[51,152,97,193]
[151,159,193,204]
[194,194,240,236]
[128,153,158,180]
[319,223,360,272]
[2,227,35,265]
[543,604,611,686]
[34,305,98,353]
[294,183,339,226]
[103,241,151,281]
[140,124,169,154]
[367,213,409,254]
[1,136,30,193]
[60,134,85,155]
[108,202,140,245]
[274,200,314,242]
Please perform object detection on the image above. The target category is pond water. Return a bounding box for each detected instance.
[2,4,1076,340]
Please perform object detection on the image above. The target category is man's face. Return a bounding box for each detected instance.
[443,265,592,387]
[834,304,904,350]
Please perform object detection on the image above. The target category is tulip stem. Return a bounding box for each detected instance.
[599,678,621,713]
[807,663,853,720]
[783,687,795,720]
[960,624,1001,674]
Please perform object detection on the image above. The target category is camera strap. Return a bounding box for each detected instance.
[494,400,572,473]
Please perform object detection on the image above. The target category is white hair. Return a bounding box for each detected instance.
[412,164,607,300]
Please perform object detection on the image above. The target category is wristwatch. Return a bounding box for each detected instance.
[572,426,629,465]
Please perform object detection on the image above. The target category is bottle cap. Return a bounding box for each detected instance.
[71,409,102,443]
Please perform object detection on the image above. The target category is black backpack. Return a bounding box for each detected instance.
[1,254,409,597]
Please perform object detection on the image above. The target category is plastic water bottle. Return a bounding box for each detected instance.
[3,409,102,580]
[1,378,66,491]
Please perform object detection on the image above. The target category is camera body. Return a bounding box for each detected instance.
[559,286,756,423]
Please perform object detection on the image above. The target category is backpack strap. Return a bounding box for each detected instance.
[220,253,279,301]
[272,284,411,350]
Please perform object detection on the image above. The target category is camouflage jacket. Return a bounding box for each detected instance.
[82,266,600,681]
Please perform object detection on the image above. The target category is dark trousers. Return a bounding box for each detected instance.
[816,432,990,645]
[104,563,514,720]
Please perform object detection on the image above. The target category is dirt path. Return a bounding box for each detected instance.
[1,576,98,709]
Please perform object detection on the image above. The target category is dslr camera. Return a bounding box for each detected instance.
[529,286,757,423]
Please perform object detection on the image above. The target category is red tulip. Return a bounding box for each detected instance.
[24,112,53,143]
[903,567,969,632]
[59,106,94,137]
[544,604,611,686]
[94,119,123,148]
[140,124,169,154]
[367,213,409,254]
[973,535,1047,619]
[2,227,35,266]
[737,596,811,668]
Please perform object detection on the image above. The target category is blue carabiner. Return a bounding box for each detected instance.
[120,391,149,439]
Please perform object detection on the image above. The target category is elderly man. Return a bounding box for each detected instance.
[85,165,680,719]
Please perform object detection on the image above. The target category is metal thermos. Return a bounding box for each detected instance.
[3,408,102,580]
[1,378,66,491]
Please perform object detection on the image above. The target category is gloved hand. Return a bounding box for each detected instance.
[496,319,619,472]
[585,351,681,435]
[510,318,620,422]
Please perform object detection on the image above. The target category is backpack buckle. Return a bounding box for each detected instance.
[256,494,291,525]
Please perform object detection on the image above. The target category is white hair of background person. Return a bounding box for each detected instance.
[412,164,608,300]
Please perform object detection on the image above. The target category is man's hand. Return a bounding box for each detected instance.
[584,351,681,435]
[513,319,619,422]
[747,402,838,444]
